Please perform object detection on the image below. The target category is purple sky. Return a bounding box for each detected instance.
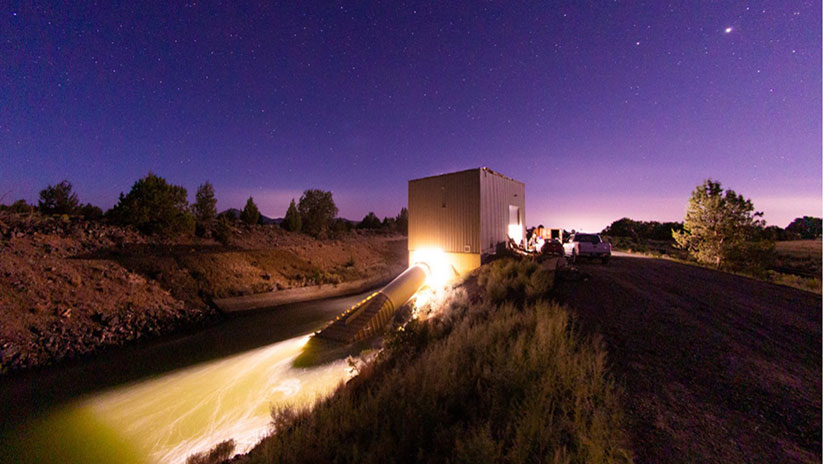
[1,1,821,232]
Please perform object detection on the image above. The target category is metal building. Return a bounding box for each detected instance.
[408,167,525,275]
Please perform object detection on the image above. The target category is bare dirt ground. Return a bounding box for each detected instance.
[555,253,821,463]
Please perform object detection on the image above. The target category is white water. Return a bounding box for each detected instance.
[7,334,349,464]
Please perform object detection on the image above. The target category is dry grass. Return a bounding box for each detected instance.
[774,239,822,258]
[766,271,822,293]
[773,240,822,285]
[651,254,822,295]
[241,258,632,464]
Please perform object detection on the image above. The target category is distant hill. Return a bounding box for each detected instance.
[219,210,366,227]
[220,208,241,219]
[219,208,281,225]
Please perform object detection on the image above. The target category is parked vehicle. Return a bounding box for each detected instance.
[563,233,611,264]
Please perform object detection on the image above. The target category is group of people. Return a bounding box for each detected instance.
[527,224,547,251]
[507,224,564,257]
[524,224,564,256]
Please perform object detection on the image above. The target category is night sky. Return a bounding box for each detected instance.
[1,1,821,231]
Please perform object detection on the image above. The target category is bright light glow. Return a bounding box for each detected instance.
[508,224,522,243]
[725,27,732,33]
[411,284,469,321]
[410,285,443,318]
[410,248,454,287]
[411,288,433,311]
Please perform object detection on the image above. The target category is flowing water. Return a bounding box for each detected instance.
[0,291,371,464]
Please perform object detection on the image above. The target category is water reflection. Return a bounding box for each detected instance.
[0,291,374,464]
[6,335,349,464]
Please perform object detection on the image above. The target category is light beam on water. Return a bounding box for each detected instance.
[4,334,349,464]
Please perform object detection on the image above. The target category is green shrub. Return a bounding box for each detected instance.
[477,258,554,305]
[726,239,775,276]
[38,180,79,215]
[78,203,103,220]
[331,218,351,235]
[108,173,195,236]
[213,215,232,246]
[7,199,33,214]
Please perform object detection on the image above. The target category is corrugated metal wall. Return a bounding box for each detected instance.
[408,169,481,254]
[480,168,526,254]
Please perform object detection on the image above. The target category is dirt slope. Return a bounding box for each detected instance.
[555,253,821,463]
[0,213,407,373]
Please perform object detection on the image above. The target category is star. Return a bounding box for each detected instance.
[724,27,733,34]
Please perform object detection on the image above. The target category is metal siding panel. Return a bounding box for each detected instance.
[408,170,480,254]
[479,169,525,254]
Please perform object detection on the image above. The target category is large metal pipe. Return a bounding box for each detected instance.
[316,264,428,343]
[377,264,428,312]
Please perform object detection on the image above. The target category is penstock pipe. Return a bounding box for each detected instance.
[316,264,429,343]
[378,264,429,313]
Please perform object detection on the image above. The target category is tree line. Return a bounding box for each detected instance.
[601,179,821,271]
[603,212,821,243]
[1,173,408,243]
[601,218,685,242]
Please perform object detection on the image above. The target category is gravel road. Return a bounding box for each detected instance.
[555,252,821,463]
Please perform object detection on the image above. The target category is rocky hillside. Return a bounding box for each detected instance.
[0,212,407,374]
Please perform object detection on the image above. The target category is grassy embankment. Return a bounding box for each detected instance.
[227,258,632,464]
[606,236,822,294]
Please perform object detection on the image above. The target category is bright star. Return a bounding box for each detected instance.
[725,27,733,34]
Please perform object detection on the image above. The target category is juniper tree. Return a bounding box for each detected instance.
[193,181,218,223]
[38,180,79,215]
[283,198,302,232]
[108,173,195,236]
[673,179,764,269]
[395,207,408,236]
[298,189,338,237]
[358,212,381,229]
[240,197,260,225]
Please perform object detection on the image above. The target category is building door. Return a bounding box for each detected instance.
[508,205,522,242]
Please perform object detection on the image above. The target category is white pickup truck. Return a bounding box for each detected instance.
[563,233,612,264]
